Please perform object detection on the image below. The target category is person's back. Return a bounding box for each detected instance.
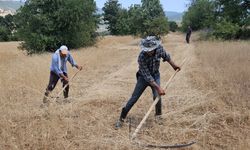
[186,26,192,44]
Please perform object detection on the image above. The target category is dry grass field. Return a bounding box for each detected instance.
[0,33,249,150]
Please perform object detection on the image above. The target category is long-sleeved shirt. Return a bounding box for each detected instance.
[50,49,77,76]
[138,45,171,83]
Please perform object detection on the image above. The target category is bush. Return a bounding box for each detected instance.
[0,26,9,41]
[237,28,250,40]
[169,21,178,32]
[213,20,240,40]
[181,0,215,32]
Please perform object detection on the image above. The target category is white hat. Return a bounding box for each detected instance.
[59,45,68,51]
[59,45,68,55]
[140,36,161,52]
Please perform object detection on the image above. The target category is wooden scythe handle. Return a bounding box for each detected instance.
[131,58,187,140]
[52,69,81,102]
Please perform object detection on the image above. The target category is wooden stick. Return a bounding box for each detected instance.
[52,69,81,102]
[131,58,187,140]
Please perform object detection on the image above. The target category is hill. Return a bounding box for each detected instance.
[165,11,183,22]
[0,0,24,11]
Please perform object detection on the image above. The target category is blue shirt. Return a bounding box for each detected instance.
[138,45,171,83]
[50,49,77,76]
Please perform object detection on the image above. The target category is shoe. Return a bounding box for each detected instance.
[63,97,71,103]
[55,99,62,104]
[43,96,49,104]
[155,115,163,125]
[40,101,49,108]
[115,119,124,129]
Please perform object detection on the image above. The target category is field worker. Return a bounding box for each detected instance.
[43,45,82,104]
[115,36,181,129]
[186,26,192,44]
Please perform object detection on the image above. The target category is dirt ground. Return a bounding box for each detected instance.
[0,33,249,150]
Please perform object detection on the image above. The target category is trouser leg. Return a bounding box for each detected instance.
[120,76,148,120]
[186,34,190,43]
[186,35,189,43]
[44,71,60,102]
[61,72,69,98]
[151,74,162,116]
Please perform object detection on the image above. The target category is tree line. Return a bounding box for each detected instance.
[0,14,17,41]
[182,0,250,39]
[102,0,169,37]
[0,0,249,54]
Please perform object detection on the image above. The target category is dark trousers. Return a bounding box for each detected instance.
[45,71,69,98]
[119,73,162,120]
[186,33,191,43]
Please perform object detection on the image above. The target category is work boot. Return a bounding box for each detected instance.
[155,115,163,125]
[43,95,49,104]
[63,97,71,103]
[41,96,50,108]
[115,118,124,129]
[43,90,51,103]
[64,94,68,99]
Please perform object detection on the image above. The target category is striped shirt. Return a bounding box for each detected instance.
[138,45,171,83]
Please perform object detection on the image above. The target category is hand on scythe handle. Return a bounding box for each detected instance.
[53,66,83,102]
[75,64,83,71]
[150,59,181,96]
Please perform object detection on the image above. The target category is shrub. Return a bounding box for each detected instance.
[0,26,9,41]
[169,21,178,32]
[213,20,240,40]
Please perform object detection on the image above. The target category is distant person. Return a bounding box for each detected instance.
[43,45,82,104]
[115,36,181,129]
[186,26,192,44]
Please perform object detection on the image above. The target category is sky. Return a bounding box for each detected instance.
[95,0,189,12]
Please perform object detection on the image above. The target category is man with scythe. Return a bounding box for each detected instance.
[115,36,181,128]
[43,45,82,104]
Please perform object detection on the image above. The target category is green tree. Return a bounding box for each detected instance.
[140,0,169,37]
[127,4,144,35]
[15,0,98,54]
[115,8,130,35]
[0,15,16,41]
[143,16,169,36]
[102,0,121,35]
[182,0,249,39]
[181,0,216,31]
[102,0,169,37]
[3,14,15,33]
[0,26,9,41]
[213,19,240,39]
[214,0,250,26]
[213,0,249,39]
[169,21,178,32]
